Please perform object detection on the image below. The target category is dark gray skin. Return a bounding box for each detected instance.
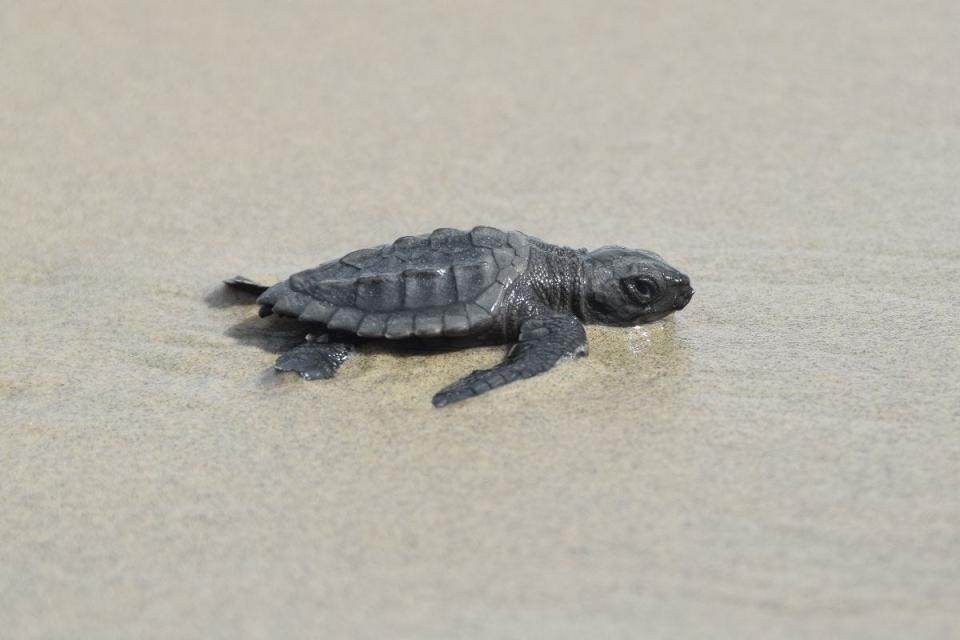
[224,226,693,407]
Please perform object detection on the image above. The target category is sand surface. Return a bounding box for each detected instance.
[2,1,959,638]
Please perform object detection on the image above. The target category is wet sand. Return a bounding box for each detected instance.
[2,1,958,638]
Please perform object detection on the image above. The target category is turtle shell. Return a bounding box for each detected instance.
[257,226,531,339]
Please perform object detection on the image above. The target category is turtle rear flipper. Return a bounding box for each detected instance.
[224,275,271,295]
[432,313,587,407]
[275,339,352,380]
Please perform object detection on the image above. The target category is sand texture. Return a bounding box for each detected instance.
[2,1,959,638]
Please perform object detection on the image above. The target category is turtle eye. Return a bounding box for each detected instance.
[621,277,659,304]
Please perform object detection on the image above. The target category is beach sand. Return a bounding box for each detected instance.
[2,1,958,637]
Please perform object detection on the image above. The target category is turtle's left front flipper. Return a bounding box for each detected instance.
[432,314,587,407]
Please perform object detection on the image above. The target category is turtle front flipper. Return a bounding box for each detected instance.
[275,336,352,380]
[432,313,587,407]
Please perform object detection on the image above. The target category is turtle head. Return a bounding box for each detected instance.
[581,246,694,326]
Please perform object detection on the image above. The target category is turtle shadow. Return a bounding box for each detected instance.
[354,336,498,359]
[225,316,309,354]
[204,283,256,309]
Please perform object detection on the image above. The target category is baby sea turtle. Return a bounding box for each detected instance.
[224,226,693,407]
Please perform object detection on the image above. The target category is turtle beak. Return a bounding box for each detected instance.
[673,285,694,310]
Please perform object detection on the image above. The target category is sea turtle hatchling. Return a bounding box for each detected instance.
[224,226,693,407]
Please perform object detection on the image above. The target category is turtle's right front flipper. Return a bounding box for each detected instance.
[432,313,588,407]
[275,337,352,380]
